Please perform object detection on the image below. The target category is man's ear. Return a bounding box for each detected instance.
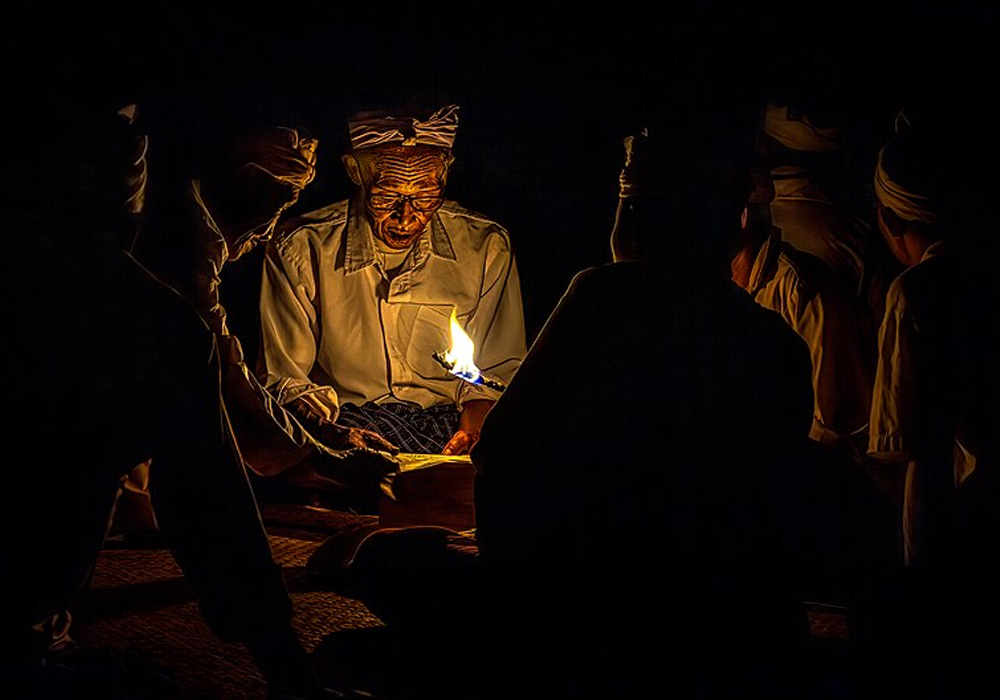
[342,154,364,186]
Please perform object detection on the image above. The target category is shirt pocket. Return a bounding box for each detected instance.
[405,304,458,381]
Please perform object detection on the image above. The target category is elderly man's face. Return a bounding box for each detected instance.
[353,146,449,250]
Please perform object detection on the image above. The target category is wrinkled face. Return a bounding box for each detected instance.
[348,145,450,249]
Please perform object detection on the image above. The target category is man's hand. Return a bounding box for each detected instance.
[204,126,319,259]
[441,429,480,456]
[286,446,399,514]
[314,420,399,455]
[441,399,494,455]
[287,396,399,455]
[618,127,649,199]
[233,126,318,196]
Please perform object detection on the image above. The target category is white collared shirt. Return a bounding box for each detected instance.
[258,196,526,419]
[868,238,976,485]
[750,237,876,446]
[770,173,870,295]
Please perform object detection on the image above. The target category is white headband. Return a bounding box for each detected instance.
[873,144,940,224]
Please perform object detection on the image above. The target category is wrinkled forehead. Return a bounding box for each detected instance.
[356,145,452,190]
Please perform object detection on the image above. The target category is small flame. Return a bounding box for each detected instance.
[442,309,482,383]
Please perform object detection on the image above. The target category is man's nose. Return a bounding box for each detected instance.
[391,199,419,220]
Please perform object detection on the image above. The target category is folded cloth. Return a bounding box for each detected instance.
[348,104,460,151]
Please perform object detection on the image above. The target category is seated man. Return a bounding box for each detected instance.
[2,96,361,698]
[258,103,526,456]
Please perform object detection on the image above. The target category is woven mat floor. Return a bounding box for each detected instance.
[72,505,383,699]
[67,502,852,699]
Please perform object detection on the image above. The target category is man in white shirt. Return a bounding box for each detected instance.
[258,104,526,455]
[866,114,997,690]
[731,101,883,453]
[867,121,992,568]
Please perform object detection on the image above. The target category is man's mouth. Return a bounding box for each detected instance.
[383,228,417,244]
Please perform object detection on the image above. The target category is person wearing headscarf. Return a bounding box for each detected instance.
[258,103,526,456]
[731,101,882,453]
[867,116,998,693]
[729,101,903,638]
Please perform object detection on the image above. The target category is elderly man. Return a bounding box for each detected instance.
[258,104,526,456]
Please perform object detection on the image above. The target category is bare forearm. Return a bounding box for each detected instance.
[441,400,495,456]
[460,399,495,434]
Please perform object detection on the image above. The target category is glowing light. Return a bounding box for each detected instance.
[442,309,482,383]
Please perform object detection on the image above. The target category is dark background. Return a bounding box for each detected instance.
[7,3,996,343]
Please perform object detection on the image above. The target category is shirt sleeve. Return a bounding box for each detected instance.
[868,280,915,462]
[457,231,527,407]
[258,232,342,417]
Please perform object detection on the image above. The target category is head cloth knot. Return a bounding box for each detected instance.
[348,104,460,151]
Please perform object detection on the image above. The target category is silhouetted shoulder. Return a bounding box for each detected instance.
[270,200,349,245]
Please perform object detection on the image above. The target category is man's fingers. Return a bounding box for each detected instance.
[234,126,318,189]
[347,428,398,456]
[372,435,399,455]
[441,431,476,456]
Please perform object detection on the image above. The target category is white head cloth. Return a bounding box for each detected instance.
[874,135,941,225]
[763,104,843,153]
[348,104,460,151]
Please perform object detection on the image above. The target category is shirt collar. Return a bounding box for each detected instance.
[747,234,782,297]
[343,196,457,273]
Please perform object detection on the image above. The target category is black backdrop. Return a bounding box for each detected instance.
[7,3,996,344]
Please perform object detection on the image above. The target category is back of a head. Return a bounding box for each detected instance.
[622,122,753,270]
[875,120,959,229]
[757,100,850,173]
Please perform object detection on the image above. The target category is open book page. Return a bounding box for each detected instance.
[393,453,473,472]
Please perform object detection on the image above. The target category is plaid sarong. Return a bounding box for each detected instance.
[337,402,461,454]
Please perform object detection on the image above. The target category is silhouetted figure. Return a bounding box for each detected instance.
[0,20,380,697]
[343,120,818,699]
